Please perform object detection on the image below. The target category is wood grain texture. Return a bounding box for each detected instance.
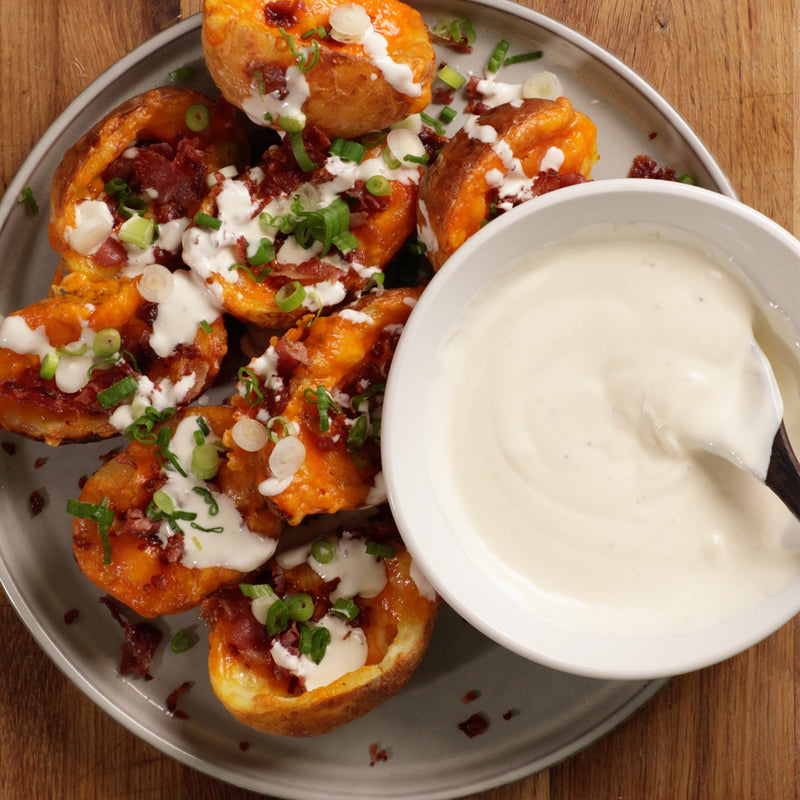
[1,0,798,798]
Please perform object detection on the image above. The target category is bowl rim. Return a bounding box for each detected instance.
[382,178,800,679]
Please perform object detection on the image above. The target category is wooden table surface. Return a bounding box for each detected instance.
[1,0,798,798]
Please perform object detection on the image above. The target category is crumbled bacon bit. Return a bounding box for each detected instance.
[34,456,48,469]
[502,708,519,721]
[64,608,79,625]
[369,742,389,765]
[462,689,480,703]
[239,741,251,751]
[649,131,658,140]
[458,712,489,738]
[1,441,16,456]
[628,155,678,181]
[28,489,46,517]
[166,680,194,719]
[100,596,163,679]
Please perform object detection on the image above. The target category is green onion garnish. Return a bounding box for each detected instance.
[155,426,188,477]
[503,50,543,66]
[404,152,430,165]
[169,65,193,82]
[193,211,222,230]
[304,385,342,432]
[239,583,277,598]
[118,194,148,219]
[199,319,213,334]
[351,381,386,412]
[192,485,220,516]
[229,263,274,283]
[278,26,320,71]
[67,497,114,564]
[331,597,360,621]
[266,598,289,635]
[437,64,466,89]
[170,629,192,653]
[338,139,367,163]
[331,229,360,256]
[285,593,315,621]
[191,442,221,480]
[678,174,697,185]
[309,625,331,663]
[366,541,397,559]
[346,415,369,451]
[17,186,39,215]
[104,177,130,198]
[119,216,157,249]
[439,106,457,124]
[185,103,211,132]
[365,175,391,196]
[97,376,138,409]
[39,351,59,380]
[287,131,317,172]
[274,280,307,312]
[237,366,264,404]
[420,112,446,136]
[487,39,510,73]
[92,328,121,359]
[248,237,276,267]
[310,538,336,564]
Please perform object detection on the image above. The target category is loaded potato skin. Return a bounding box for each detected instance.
[417,97,598,270]
[201,521,439,736]
[201,0,436,138]
[48,86,249,282]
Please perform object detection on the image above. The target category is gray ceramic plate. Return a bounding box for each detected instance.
[0,4,733,798]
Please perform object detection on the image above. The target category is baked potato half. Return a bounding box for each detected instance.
[202,0,436,138]
[201,520,439,735]
[224,286,422,525]
[71,406,283,618]
[417,96,598,270]
[0,270,226,445]
[181,128,422,328]
[48,86,249,282]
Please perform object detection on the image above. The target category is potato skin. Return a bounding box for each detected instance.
[202,0,436,138]
[48,86,249,282]
[418,97,599,270]
[225,286,423,524]
[72,406,284,618]
[203,528,439,736]
[0,271,227,445]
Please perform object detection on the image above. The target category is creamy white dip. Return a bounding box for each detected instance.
[427,223,800,637]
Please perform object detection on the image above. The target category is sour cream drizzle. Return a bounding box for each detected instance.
[428,223,800,637]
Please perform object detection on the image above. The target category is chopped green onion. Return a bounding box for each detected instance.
[365,175,391,196]
[170,629,192,653]
[285,593,315,621]
[266,598,289,635]
[191,442,221,480]
[299,196,351,254]
[118,194,148,219]
[437,64,466,89]
[119,215,157,249]
[309,625,331,663]
[504,50,543,66]
[678,174,697,184]
[92,328,121,359]
[487,39,510,73]
[169,65,194,82]
[199,319,213,334]
[278,26,320,71]
[67,497,114,564]
[97,376,138,409]
[39,351,59,380]
[331,597,360,621]
[196,416,211,437]
[17,186,39,215]
[274,280,307,312]
[304,385,342,432]
[104,177,130,198]
[338,139,367,163]
[404,152,430,165]
[248,237,276,267]
[229,263,273,283]
[366,541,397,559]
[156,426,188,477]
[449,17,476,44]
[351,381,386,411]
[346,414,370,451]
[439,105,457,124]
[302,25,327,39]
[382,146,402,170]
[298,623,314,654]
[287,131,317,172]
[279,113,306,133]
[310,538,336,564]
[240,583,277,599]
[331,229,360,256]
[193,211,222,230]
[185,103,211,132]
[124,406,175,443]
[237,366,264,404]
[420,112,446,136]
[253,68,267,99]
[152,489,176,515]
[192,485,220,516]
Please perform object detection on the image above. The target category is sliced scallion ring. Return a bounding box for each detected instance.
[97,376,138,409]
[437,64,466,89]
[191,442,221,480]
[331,597,359,621]
[287,131,317,172]
[119,215,158,249]
[274,280,307,312]
[285,593,315,621]
[39,351,60,380]
[310,538,336,564]
[365,175,391,196]
[266,598,289,635]
[92,328,121,359]
[185,103,211,132]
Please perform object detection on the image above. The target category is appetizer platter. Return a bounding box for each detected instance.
[0,1,734,797]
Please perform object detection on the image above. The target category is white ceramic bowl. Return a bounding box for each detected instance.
[382,178,800,679]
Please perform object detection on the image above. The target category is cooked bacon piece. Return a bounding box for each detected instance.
[201,520,439,736]
[224,287,422,525]
[417,97,598,270]
[72,407,283,618]
[0,271,226,445]
[48,86,249,282]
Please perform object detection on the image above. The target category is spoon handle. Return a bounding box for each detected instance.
[765,421,800,521]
